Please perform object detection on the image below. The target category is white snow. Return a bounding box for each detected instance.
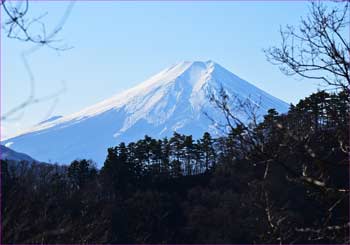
[2,60,289,166]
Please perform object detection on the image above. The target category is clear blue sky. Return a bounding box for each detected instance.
[2,1,332,138]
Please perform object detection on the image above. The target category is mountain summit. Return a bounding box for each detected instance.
[3,61,288,165]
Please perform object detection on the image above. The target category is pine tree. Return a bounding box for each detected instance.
[68,159,96,189]
[183,135,195,175]
[199,132,216,171]
[160,138,171,175]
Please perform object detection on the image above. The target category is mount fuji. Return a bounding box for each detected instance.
[2,61,289,166]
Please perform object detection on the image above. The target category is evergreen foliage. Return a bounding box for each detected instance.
[2,90,349,244]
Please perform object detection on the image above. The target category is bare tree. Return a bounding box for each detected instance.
[265,2,350,92]
[207,87,349,243]
[1,0,75,121]
[1,0,74,50]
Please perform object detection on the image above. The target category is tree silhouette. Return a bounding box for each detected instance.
[265,2,350,91]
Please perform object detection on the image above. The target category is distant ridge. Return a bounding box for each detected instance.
[0,144,37,162]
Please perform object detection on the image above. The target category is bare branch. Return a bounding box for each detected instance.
[265,2,350,91]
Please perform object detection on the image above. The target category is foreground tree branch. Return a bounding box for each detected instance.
[265,2,350,92]
[1,0,75,122]
[1,0,75,50]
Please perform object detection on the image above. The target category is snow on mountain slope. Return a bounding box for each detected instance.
[2,61,289,166]
[37,115,63,125]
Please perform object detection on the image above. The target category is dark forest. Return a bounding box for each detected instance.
[2,90,349,244]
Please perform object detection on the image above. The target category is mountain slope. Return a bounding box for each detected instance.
[2,61,289,166]
[0,145,37,162]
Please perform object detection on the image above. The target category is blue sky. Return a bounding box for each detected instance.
[2,1,332,137]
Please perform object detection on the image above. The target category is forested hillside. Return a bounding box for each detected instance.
[2,90,348,244]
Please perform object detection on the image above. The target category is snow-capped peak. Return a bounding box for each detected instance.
[2,60,289,165]
[6,60,219,137]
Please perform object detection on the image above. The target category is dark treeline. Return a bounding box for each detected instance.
[2,90,349,244]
